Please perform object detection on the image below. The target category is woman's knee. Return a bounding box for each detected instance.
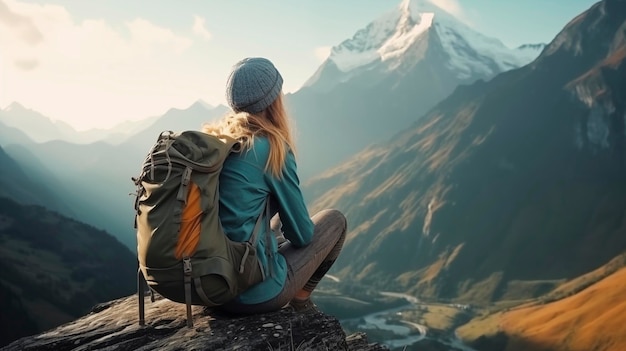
[312,209,347,235]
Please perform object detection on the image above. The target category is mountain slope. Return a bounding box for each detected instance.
[2,140,135,246]
[305,0,626,303]
[455,252,626,351]
[502,268,626,351]
[0,120,32,147]
[0,145,69,212]
[0,197,137,347]
[289,0,543,178]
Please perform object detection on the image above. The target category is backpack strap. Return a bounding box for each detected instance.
[248,197,269,247]
[264,200,274,278]
[137,268,145,326]
[239,199,269,274]
[194,277,215,305]
[240,197,273,277]
[183,257,194,328]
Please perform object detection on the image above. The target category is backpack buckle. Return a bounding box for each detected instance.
[183,257,192,276]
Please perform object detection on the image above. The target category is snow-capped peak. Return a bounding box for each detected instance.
[328,1,437,72]
[380,12,434,62]
[324,0,541,76]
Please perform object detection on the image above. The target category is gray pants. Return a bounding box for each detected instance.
[219,209,347,314]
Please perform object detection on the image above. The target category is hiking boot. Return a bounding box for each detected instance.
[287,297,319,313]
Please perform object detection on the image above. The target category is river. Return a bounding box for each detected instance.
[340,291,477,350]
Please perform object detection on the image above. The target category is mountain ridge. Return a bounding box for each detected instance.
[0,100,219,145]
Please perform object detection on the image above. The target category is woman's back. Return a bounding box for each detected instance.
[218,136,314,305]
[203,57,346,314]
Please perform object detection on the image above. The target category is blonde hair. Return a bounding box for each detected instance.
[202,94,296,178]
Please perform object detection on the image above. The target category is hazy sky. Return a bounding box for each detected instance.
[1,0,598,130]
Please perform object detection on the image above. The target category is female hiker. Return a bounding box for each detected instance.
[202,57,346,314]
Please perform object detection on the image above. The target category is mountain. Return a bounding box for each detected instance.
[2,140,134,246]
[100,115,161,143]
[304,0,626,303]
[303,0,542,92]
[501,268,626,351]
[0,197,137,347]
[0,120,32,147]
[121,101,228,150]
[288,0,543,178]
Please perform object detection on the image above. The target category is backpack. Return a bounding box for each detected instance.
[132,130,270,327]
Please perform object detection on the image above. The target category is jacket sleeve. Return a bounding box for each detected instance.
[265,151,314,247]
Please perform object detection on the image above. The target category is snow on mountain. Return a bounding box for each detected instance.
[305,0,544,88]
[328,6,434,72]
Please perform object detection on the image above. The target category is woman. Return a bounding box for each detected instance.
[203,57,346,314]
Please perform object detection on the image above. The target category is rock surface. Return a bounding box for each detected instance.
[1,294,387,351]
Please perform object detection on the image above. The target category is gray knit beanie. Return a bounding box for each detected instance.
[225,57,283,114]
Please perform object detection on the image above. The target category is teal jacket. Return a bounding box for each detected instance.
[218,136,314,304]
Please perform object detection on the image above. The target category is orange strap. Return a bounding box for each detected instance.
[175,182,202,259]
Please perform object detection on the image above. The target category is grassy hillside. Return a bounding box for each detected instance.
[0,197,137,347]
[502,265,626,351]
[458,252,626,351]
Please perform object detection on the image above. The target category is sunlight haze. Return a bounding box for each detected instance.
[0,0,597,130]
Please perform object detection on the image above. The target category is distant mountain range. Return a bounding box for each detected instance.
[304,0,626,305]
[0,101,186,145]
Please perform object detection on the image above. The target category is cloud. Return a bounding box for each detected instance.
[127,17,193,53]
[314,46,332,61]
[0,0,209,130]
[428,0,463,18]
[14,58,38,70]
[0,0,43,44]
[192,15,211,41]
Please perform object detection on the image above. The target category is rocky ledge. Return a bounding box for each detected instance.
[1,294,387,351]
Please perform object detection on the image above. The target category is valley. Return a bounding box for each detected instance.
[316,249,626,350]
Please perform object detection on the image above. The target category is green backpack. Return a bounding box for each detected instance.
[132,130,269,327]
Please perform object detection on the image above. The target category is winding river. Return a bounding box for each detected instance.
[341,291,477,350]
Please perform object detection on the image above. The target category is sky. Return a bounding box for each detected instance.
[0,0,598,131]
